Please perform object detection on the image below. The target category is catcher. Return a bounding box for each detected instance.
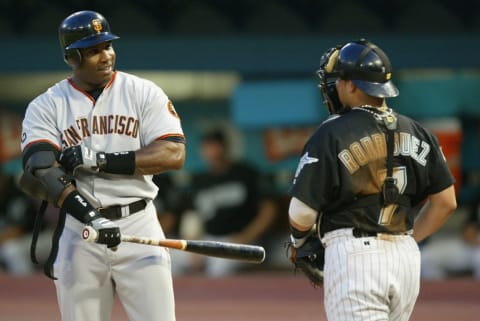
[285,47,340,287]
[287,39,456,321]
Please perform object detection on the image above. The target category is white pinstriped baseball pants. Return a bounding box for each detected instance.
[321,228,420,321]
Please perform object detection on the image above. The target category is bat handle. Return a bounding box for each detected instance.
[82,226,99,242]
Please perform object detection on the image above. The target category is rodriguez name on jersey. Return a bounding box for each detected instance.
[338,131,431,174]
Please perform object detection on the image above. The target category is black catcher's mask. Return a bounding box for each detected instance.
[316,46,343,115]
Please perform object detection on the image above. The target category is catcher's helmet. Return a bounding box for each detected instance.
[317,46,344,114]
[332,39,399,98]
[59,10,119,65]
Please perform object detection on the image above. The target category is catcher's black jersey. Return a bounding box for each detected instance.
[289,107,455,235]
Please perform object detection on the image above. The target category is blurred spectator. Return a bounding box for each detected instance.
[152,173,183,238]
[172,129,278,277]
[421,202,480,279]
[0,163,53,275]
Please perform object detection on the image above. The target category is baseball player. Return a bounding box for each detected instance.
[288,39,457,321]
[19,10,185,321]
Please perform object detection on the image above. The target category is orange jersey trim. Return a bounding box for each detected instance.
[105,71,117,89]
[23,139,61,152]
[68,78,95,103]
[156,134,186,143]
[67,71,118,103]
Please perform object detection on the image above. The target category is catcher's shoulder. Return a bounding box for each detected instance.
[307,114,341,142]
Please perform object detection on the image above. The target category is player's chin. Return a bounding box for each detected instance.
[97,68,114,78]
[94,70,114,85]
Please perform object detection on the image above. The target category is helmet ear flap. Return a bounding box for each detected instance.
[64,49,81,68]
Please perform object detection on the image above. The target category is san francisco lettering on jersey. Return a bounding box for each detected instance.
[62,114,139,147]
[338,131,431,174]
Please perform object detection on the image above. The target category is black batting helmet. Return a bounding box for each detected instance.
[332,39,399,98]
[59,10,119,65]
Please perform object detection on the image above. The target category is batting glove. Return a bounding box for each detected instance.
[60,143,106,174]
[89,217,121,249]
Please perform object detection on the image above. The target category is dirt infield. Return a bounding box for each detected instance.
[0,272,478,321]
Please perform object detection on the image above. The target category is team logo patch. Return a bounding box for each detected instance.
[92,19,103,33]
[294,152,319,181]
[167,100,179,118]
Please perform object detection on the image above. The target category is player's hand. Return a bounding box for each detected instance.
[60,143,103,174]
[88,217,121,250]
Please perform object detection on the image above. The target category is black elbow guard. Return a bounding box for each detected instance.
[19,150,74,205]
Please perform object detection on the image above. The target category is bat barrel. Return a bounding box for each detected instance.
[185,240,266,263]
[84,230,266,264]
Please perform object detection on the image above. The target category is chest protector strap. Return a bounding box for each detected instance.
[381,114,400,205]
[336,110,410,213]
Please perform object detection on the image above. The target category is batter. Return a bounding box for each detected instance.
[288,39,457,321]
[19,10,185,321]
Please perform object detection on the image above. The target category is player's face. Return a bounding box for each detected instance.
[200,140,228,172]
[73,41,116,90]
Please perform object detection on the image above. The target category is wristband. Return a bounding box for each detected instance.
[62,191,100,223]
[291,226,311,239]
[100,151,136,175]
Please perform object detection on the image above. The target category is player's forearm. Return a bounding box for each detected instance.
[0,226,24,244]
[57,183,76,207]
[461,224,480,246]
[413,186,456,242]
[134,140,185,175]
[231,199,277,244]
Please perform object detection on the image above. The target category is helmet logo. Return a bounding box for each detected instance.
[385,72,392,80]
[92,19,103,33]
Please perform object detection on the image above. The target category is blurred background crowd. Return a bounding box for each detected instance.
[1,0,479,279]
[1,0,480,35]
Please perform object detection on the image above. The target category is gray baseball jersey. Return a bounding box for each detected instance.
[21,70,184,321]
[22,71,184,207]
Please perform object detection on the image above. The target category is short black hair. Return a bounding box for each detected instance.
[200,129,227,145]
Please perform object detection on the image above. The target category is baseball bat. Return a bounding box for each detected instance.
[82,226,265,263]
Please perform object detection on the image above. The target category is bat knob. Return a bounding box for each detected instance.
[82,226,98,242]
[260,248,266,263]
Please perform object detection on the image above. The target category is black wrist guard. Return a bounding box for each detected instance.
[100,151,135,175]
[62,191,101,223]
[291,226,311,239]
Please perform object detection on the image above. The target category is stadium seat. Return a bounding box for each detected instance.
[22,6,70,35]
[108,3,162,35]
[243,1,309,34]
[0,16,13,35]
[169,2,236,34]
[313,0,384,33]
[394,0,464,32]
